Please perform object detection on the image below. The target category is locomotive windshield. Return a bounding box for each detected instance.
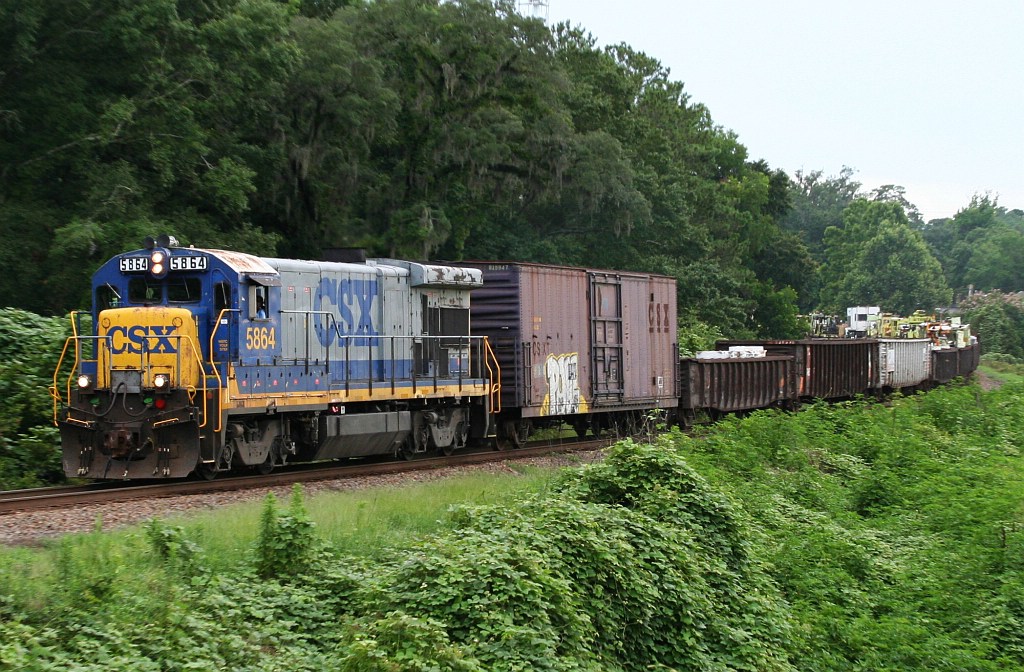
[126,276,202,304]
[167,277,202,303]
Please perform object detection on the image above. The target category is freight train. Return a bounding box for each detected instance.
[51,242,979,480]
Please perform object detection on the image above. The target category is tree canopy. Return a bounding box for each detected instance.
[818,199,951,315]
[0,0,1015,343]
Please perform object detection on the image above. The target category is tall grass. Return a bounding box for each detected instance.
[0,464,563,579]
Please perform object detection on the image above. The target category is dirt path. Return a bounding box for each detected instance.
[974,370,1003,391]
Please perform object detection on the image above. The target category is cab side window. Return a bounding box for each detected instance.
[250,285,268,320]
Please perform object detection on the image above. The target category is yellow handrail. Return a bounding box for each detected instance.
[50,311,85,426]
[483,336,502,414]
[182,333,209,428]
[49,338,74,426]
[207,308,237,434]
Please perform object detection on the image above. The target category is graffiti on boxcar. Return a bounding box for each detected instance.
[541,352,590,415]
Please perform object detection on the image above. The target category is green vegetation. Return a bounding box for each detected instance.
[2,383,1022,670]
[978,356,1024,386]
[0,309,74,489]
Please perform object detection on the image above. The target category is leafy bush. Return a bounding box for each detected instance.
[0,308,75,488]
[254,485,320,580]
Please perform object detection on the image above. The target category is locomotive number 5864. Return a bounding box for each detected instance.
[245,327,276,350]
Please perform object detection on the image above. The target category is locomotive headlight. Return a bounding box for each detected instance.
[77,374,92,389]
[150,249,168,278]
[153,374,170,390]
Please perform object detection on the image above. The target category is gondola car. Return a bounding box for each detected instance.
[679,349,797,425]
[716,339,877,400]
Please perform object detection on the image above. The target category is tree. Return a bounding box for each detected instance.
[0,0,296,314]
[819,199,951,315]
[963,224,1024,293]
[960,291,1024,358]
[922,195,1024,296]
[780,167,862,259]
[869,184,923,228]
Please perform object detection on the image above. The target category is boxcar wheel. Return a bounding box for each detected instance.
[507,420,531,449]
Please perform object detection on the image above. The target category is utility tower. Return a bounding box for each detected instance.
[518,0,549,21]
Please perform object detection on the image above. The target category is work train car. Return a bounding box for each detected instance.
[466,262,679,445]
[53,238,497,479]
[681,337,980,421]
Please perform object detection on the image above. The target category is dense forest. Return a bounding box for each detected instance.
[4,0,1023,340]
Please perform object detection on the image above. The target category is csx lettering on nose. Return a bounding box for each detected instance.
[107,325,179,354]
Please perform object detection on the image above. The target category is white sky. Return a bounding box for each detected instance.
[539,0,1024,221]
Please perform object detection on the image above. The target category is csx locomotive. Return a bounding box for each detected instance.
[53,237,498,479]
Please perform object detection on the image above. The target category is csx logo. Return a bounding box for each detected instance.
[107,326,179,354]
[313,277,380,347]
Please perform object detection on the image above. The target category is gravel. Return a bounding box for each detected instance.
[0,450,608,547]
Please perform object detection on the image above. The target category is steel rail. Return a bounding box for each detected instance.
[0,437,614,516]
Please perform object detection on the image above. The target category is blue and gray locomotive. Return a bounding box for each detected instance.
[53,237,498,479]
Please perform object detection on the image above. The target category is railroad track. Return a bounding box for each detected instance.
[0,437,612,516]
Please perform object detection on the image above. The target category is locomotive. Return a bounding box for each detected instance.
[52,237,498,479]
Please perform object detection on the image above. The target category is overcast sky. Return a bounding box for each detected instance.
[534,0,1023,221]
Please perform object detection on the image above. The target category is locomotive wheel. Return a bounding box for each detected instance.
[399,435,417,461]
[196,462,218,481]
[440,422,468,456]
[256,455,274,475]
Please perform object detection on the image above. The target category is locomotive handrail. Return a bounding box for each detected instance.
[50,310,86,420]
[180,334,209,429]
[51,324,112,427]
[207,307,238,434]
[278,309,492,394]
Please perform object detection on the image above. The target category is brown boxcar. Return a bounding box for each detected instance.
[717,339,876,400]
[468,262,678,442]
[679,355,797,422]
